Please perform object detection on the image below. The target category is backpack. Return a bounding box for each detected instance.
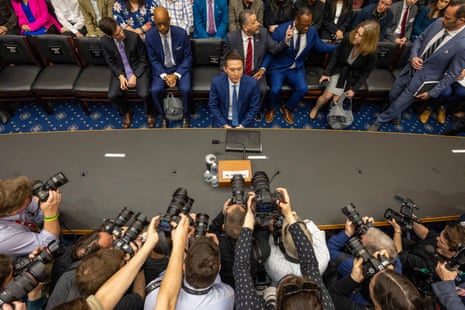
[163,92,183,121]
[327,93,354,129]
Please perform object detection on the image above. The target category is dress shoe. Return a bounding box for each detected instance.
[280,105,294,124]
[182,118,190,128]
[160,119,169,128]
[442,117,465,136]
[419,108,432,124]
[254,112,262,122]
[390,117,401,126]
[367,122,381,131]
[437,105,446,124]
[122,111,133,128]
[265,109,275,123]
[147,115,156,128]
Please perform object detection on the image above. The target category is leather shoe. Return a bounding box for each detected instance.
[122,111,133,128]
[254,112,262,122]
[437,105,446,124]
[390,117,400,126]
[182,118,190,128]
[442,117,465,135]
[160,119,169,128]
[280,105,294,124]
[265,109,275,123]
[419,108,432,124]
[147,115,156,128]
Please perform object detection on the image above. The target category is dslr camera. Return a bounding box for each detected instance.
[32,172,68,202]
[103,207,134,238]
[113,212,149,255]
[194,213,210,238]
[341,203,373,236]
[159,188,194,232]
[230,174,247,207]
[13,240,65,276]
[345,237,392,278]
[252,171,281,225]
[384,195,420,230]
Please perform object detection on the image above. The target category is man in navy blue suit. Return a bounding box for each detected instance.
[208,50,260,128]
[263,7,337,124]
[193,0,228,39]
[146,7,192,128]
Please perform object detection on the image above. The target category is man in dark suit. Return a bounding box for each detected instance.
[146,6,192,128]
[385,0,418,45]
[99,17,153,128]
[350,0,393,40]
[369,0,465,131]
[226,9,293,122]
[262,6,337,124]
[208,50,260,128]
[193,0,228,39]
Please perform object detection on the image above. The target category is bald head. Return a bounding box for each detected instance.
[154,7,170,35]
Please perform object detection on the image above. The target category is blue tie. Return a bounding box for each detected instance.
[232,84,238,127]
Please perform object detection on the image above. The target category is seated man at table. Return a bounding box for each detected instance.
[208,49,260,128]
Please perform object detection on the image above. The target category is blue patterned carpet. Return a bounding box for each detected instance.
[0,99,455,134]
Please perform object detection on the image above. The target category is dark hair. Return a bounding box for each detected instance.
[443,222,465,251]
[428,0,450,19]
[276,275,322,310]
[239,9,255,27]
[450,0,465,18]
[268,0,294,22]
[223,204,246,239]
[370,269,424,310]
[0,254,12,289]
[185,236,220,289]
[123,0,145,11]
[0,176,33,217]
[224,49,244,66]
[295,6,312,19]
[98,17,118,36]
[330,0,352,22]
[50,297,90,310]
[71,231,103,260]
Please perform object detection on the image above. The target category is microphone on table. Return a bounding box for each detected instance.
[211,139,247,160]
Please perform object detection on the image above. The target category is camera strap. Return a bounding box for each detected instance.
[9,220,40,232]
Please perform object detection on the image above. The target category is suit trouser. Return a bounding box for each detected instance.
[151,71,191,120]
[268,68,307,111]
[108,70,153,115]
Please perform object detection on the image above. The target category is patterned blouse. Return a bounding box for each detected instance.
[113,0,157,29]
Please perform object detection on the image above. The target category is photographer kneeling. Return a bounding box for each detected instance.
[233,188,335,310]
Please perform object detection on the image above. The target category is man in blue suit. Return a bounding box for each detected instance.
[208,50,260,128]
[193,0,228,39]
[369,0,465,131]
[146,6,192,128]
[263,7,337,124]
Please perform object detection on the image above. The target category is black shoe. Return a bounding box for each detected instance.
[182,118,190,128]
[390,117,400,126]
[160,119,169,128]
[442,117,465,136]
[254,112,262,122]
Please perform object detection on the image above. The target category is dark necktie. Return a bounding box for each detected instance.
[245,38,253,75]
[295,34,301,56]
[207,0,215,35]
[232,84,238,127]
[399,6,409,38]
[422,30,448,60]
[116,40,134,79]
[163,36,174,68]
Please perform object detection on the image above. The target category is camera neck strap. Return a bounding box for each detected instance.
[8,220,40,232]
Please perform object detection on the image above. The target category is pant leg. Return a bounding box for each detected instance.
[108,76,129,115]
[377,75,417,123]
[268,70,286,111]
[177,72,191,119]
[285,68,307,111]
[136,71,154,115]
[151,76,166,118]
[257,77,268,111]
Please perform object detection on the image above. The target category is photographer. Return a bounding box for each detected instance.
[432,260,465,309]
[0,176,61,257]
[233,188,335,310]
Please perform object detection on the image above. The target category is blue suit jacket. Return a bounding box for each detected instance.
[402,19,465,98]
[262,21,336,72]
[208,74,260,128]
[145,25,192,78]
[193,0,228,39]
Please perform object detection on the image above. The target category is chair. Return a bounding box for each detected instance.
[30,35,83,114]
[0,35,43,113]
[74,37,111,115]
[391,42,412,78]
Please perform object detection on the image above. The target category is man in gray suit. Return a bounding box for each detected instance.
[226,9,293,122]
[385,0,418,45]
[369,0,465,131]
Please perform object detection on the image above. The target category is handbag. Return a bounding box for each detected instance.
[326,93,354,129]
[163,92,183,121]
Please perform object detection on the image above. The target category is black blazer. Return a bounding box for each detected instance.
[320,0,353,40]
[324,36,377,91]
[100,30,150,79]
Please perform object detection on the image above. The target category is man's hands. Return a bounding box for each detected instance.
[436,261,458,281]
[40,190,61,218]
[411,56,423,71]
[351,257,364,283]
[275,187,295,225]
[243,192,256,229]
[395,37,408,46]
[253,68,265,80]
[165,74,178,88]
[284,25,294,44]
[119,74,137,90]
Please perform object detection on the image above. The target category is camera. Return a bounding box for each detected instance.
[446,245,465,271]
[113,212,149,255]
[159,188,194,232]
[32,172,68,202]
[252,171,281,224]
[0,261,48,307]
[103,207,134,238]
[194,213,209,238]
[230,174,247,207]
[13,240,65,276]
[263,286,277,310]
[345,237,392,278]
[384,195,420,230]
[341,203,373,236]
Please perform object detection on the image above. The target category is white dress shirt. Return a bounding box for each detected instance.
[50,0,85,34]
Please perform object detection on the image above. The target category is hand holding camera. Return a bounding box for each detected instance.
[275,187,294,225]
[39,190,61,218]
[350,257,365,283]
[243,192,256,230]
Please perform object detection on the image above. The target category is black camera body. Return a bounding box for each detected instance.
[13,240,64,276]
[345,237,392,278]
[252,171,281,225]
[446,245,465,271]
[32,172,68,202]
[113,212,149,255]
[341,203,373,236]
[103,207,134,238]
[384,195,420,230]
[230,174,247,207]
[159,188,194,232]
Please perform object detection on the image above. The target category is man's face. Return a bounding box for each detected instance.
[243,14,260,35]
[406,0,418,7]
[224,59,243,84]
[112,26,125,41]
[436,230,457,258]
[155,15,170,35]
[442,5,465,31]
[295,14,312,34]
[376,0,393,13]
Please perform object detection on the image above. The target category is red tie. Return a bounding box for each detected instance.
[245,38,253,75]
[399,6,409,38]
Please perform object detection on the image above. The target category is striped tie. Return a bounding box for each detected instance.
[422,31,448,60]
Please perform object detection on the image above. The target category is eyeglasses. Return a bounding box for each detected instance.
[279,279,321,306]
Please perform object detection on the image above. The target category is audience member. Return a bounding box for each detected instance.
[145,6,193,128]
[368,0,465,131]
[263,7,336,125]
[78,0,114,37]
[112,0,157,39]
[50,0,86,37]
[410,0,450,42]
[156,0,194,35]
[226,10,292,121]
[294,0,326,31]
[10,0,62,35]
[99,16,154,128]
[264,0,295,32]
[208,50,260,128]
[350,0,393,40]
[233,188,336,309]
[0,0,19,35]
[193,0,228,39]
[310,20,380,121]
[0,176,61,257]
[229,0,264,32]
[320,0,353,42]
[385,0,419,46]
